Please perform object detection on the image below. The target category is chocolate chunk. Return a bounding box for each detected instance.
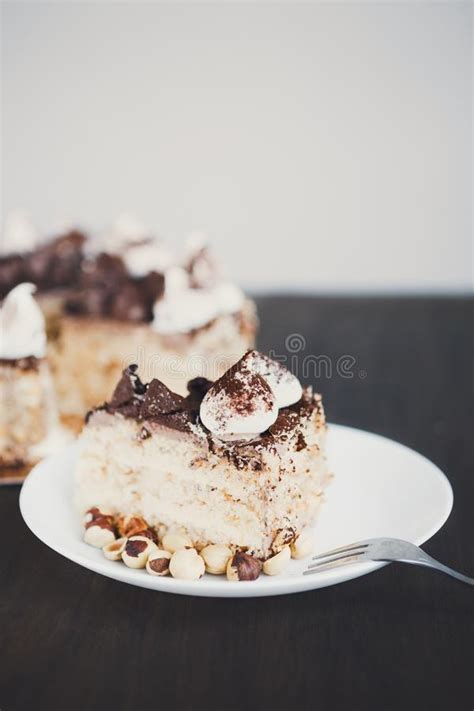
[140,271,165,310]
[109,365,146,409]
[110,370,137,407]
[109,283,147,322]
[26,231,86,289]
[81,252,128,288]
[140,378,187,417]
[147,411,193,432]
[186,377,213,411]
[0,255,27,298]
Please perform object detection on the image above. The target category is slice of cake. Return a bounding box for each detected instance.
[0,283,68,474]
[1,215,257,429]
[75,351,331,561]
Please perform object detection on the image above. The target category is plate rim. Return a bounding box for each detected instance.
[19,423,454,598]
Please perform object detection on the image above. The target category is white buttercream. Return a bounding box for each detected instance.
[0,283,46,359]
[152,265,244,335]
[1,211,38,255]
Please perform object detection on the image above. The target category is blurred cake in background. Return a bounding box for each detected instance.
[0,213,257,430]
[0,283,69,479]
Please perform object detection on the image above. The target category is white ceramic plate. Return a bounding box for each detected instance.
[19,424,453,598]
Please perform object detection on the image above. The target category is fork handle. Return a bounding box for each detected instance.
[382,552,474,586]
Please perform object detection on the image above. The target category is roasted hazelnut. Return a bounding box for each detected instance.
[226,552,262,581]
[200,544,232,575]
[290,531,314,560]
[146,550,172,577]
[83,507,114,528]
[116,515,149,538]
[169,548,205,580]
[263,545,291,576]
[103,537,127,561]
[121,536,157,569]
[271,526,296,554]
[162,532,193,554]
[134,527,158,544]
[83,522,116,548]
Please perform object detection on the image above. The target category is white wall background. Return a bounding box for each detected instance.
[1,1,472,292]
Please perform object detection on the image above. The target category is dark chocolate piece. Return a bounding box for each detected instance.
[186,377,213,411]
[141,379,187,418]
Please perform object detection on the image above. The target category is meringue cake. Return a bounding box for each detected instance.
[0,283,67,474]
[0,216,256,428]
[74,351,331,559]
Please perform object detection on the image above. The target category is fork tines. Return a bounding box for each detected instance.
[302,542,370,576]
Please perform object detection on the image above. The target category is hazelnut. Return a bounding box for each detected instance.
[134,527,158,544]
[271,526,296,554]
[263,545,291,576]
[290,531,314,560]
[226,552,262,581]
[83,523,116,548]
[102,537,127,561]
[162,532,193,554]
[200,544,232,575]
[83,507,114,527]
[169,548,205,580]
[146,550,172,577]
[121,536,157,569]
[116,515,149,538]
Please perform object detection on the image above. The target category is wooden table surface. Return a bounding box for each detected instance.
[1,296,472,711]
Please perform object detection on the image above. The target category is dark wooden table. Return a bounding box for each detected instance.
[1,296,473,711]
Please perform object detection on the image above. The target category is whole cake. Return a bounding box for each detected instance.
[0,213,257,429]
[75,351,331,571]
[0,283,68,475]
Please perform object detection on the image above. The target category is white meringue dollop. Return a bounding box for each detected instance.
[200,363,278,442]
[123,240,174,278]
[199,351,303,441]
[102,213,150,252]
[246,351,303,408]
[97,213,174,278]
[152,265,244,335]
[0,283,46,359]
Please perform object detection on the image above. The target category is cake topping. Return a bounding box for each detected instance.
[245,350,303,408]
[99,214,173,279]
[186,377,213,411]
[199,355,279,441]
[101,213,151,252]
[153,240,244,334]
[185,232,220,289]
[199,351,304,442]
[109,365,146,408]
[141,378,186,417]
[0,283,46,359]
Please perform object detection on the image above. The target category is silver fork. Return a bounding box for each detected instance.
[304,537,474,586]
